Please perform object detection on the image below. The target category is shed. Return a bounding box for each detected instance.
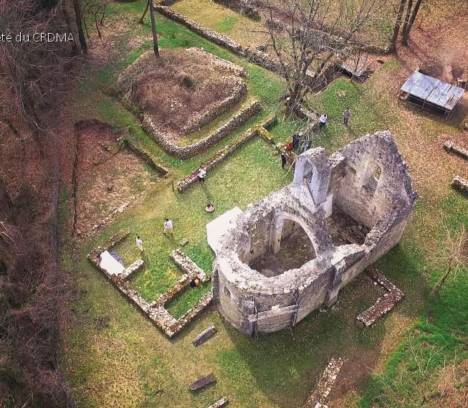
[400,71,465,115]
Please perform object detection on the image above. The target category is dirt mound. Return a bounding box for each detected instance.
[118,48,247,138]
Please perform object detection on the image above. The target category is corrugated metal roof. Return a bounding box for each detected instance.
[400,71,465,111]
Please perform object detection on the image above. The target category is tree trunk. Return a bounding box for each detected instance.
[401,0,414,46]
[72,0,87,53]
[139,0,150,24]
[62,0,79,55]
[431,265,453,297]
[390,0,407,52]
[403,0,423,45]
[149,1,159,57]
[286,82,303,116]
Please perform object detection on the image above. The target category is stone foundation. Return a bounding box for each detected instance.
[142,99,261,159]
[88,236,212,338]
[304,357,344,407]
[356,268,404,327]
[176,115,277,192]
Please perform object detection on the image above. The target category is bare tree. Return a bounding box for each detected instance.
[149,0,160,57]
[263,0,382,116]
[139,0,150,24]
[402,0,424,45]
[431,225,466,297]
[0,0,85,131]
[390,0,407,51]
[72,0,88,52]
[82,0,109,39]
[139,0,160,57]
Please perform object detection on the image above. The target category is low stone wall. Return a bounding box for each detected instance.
[213,0,260,20]
[171,249,210,283]
[356,269,404,327]
[142,99,261,159]
[304,357,344,408]
[452,176,468,196]
[267,16,391,55]
[444,140,468,161]
[154,5,389,88]
[182,78,247,135]
[123,139,169,175]
[88,235,213,338]
[155,5,283,73]
[176,114,276,192]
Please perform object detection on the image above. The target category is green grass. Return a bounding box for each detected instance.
[166,283,212,320]
[62,2,468,408]
[217,15,238,33]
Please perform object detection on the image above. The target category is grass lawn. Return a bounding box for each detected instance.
[172,0,397,50]
[61,2,467,407]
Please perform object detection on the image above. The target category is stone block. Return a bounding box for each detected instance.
[192,325,217,347]
[189,374,217,392]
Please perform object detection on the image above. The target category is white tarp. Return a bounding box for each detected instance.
[99,250,125,276]
[206,207,243,254]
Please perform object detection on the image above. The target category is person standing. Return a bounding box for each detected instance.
[343,108,351,127]
[136,236,144,253]
[164,218,174,237]
[197,167,207,183]
[319,113,328,128]
[281,152,287,169]
[292,132,300,151]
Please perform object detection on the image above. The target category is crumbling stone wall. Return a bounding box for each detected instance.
[213,0,261,20]
[208,131,417,335]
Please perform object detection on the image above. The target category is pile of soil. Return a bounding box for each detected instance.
[118,48,246,138]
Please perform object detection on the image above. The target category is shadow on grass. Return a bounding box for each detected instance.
[214,242,428,407]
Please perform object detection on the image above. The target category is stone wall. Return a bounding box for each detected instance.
[213,0,261,20]
[88,235,213,338]
[154,5,389,89]
[176,114,277,192]
[209,131,417,335]
[142,100,261,159]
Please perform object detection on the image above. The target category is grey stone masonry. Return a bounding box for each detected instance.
[452,176,468,196]
[209,131,417,335]
[304,357,344,408]
[171,249,210,283]
[207,397,229,408]
[356,268,404,327]
[443,140,468,161]
[176,115,277,192]
[192,325,217,347]
[214,0,260,20]
[189,374,217,392]
[121,259,144,280]
[89,236,213,338]
[142,98,260,159]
